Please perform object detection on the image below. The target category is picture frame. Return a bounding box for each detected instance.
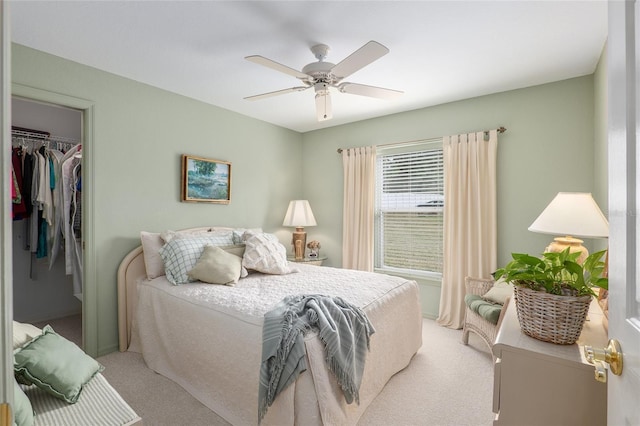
[181,154,231,204]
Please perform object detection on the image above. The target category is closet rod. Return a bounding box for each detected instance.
[11,128,80,145]
[336,126,507,154]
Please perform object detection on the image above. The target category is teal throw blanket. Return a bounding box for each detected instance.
[258,294,375,422]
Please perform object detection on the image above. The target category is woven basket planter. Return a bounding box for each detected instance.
[513,286,592,345]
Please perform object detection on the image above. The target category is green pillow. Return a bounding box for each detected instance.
[13,325,104,404]
[13,377,34,426]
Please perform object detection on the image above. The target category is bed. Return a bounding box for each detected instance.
[117,227,422,425]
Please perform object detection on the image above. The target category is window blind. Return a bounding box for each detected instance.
[375,140,444,275]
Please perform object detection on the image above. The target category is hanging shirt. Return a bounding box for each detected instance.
[29,152,40,253]
[12,149,27,219]
[61,145,82,275]
[48,149,65,269]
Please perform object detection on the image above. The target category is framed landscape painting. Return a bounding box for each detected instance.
[181,154,231,203]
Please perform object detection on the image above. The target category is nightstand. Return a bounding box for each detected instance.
[287,256,327,266]
[492,297,607,425]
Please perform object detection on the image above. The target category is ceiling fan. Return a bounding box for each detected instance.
[244,41,403,122]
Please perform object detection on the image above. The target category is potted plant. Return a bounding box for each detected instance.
[493,247,608,344]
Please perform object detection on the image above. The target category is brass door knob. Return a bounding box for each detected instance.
[584,339,623,382]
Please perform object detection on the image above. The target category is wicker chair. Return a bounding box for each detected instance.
[462,276,510,354]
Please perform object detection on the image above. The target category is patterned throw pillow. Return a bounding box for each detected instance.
[242,233,297,275]
[232,228,263,244]
[160,234,235,285]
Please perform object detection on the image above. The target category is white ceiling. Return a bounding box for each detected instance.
[10,1,607,133]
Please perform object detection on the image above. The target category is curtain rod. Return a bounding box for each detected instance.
[336,126,507,154]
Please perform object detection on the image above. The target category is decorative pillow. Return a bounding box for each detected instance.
[13,321,42,350]
[483,279,513,305]
[13,377,34,426]
[232,228,263,244]
[219,244,248,277]
[160,228,226,243]
[160,234,236,285]
[187,245,243,285]
[219,244,245,258]
[242,233,297,275]
[14,325,104,404]
[140,231,166,279]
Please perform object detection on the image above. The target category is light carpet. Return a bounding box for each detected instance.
[45,316,495,426]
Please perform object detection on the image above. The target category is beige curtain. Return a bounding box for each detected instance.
[342,146,376,271]
[437,130,498,329]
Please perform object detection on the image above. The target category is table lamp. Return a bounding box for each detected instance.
[528,192,609,264]
[283,200,317,260]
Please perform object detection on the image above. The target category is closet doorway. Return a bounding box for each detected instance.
[11,97,83,345]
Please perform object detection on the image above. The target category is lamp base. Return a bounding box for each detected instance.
[545,236,588,264]
[292,227,307,260]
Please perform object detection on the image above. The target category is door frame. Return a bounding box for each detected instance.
[11,84,97,357]
[1,0,12,419]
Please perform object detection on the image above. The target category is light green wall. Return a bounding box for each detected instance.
[593,43,608,253]
[12,44,303,355]
[10,42,605,348]
[302,76,596,318]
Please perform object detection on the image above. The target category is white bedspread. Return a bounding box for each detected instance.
[132,263,422,425]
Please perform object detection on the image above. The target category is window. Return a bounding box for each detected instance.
[374,140,444,277]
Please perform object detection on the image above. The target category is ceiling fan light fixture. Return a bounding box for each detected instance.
[313,82,329,95]
[245,40,401,121]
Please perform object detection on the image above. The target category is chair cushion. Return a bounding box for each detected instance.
[464,294,502,325]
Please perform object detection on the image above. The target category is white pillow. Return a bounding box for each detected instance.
[187,245,242,285]
[140,231,166,279]
[483,279,513,305]
[232,228,263,244]
[13,321,42,350]
[161,229,231,243]
[160,234,236,285]
[242,233,297,275]
[219,244,249,277]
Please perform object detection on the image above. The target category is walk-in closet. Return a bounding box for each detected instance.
[11,97,83,344]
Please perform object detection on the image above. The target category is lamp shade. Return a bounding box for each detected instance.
[528,192,609,238]
[282,200,317,227]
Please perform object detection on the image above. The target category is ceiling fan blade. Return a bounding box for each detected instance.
[244,86,309,101]
[330,41,389,80]
[338,82,403,100]
[245,55,309,79]
[315,93,332,121]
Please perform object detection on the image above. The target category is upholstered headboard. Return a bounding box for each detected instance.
[116,227,233,351]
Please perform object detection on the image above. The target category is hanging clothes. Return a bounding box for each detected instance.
[61,146,83,299]
[48,148,65,268]
[10,131,82,291]
[12,148,27,219]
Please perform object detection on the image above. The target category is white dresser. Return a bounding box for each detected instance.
[492,297,608,426]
